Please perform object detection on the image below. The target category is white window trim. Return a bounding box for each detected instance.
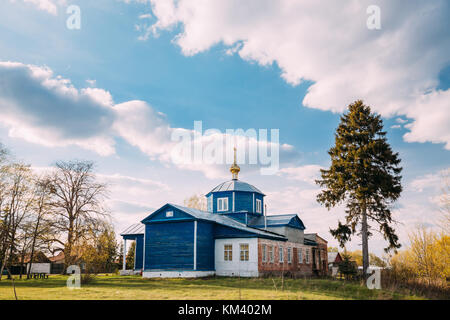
[262,244,267,262]
[269,245,274,263]
[240,243,249,261]
[256,199,262,213]
[287,247,292,264]
[279,246,284,263]
[298,248,303,264]
[217,197,229,212]
[224,244,233,262]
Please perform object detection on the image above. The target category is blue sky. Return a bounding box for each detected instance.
[0,0,449,255]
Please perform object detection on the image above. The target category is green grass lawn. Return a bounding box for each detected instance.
[0,275,424,300]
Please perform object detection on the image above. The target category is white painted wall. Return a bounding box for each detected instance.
[215,238,259,277]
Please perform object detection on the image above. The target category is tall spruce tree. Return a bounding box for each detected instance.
[316,100,402,278]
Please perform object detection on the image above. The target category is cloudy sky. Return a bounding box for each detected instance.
[0,0,449,256]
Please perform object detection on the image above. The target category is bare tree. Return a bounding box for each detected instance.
[48,160,109,270]
[184,194,207,211]
[25,177,54,278]
[0,163,34,280]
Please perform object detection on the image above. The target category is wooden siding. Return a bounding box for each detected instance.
[144,221,194,270]
[209,191,264,215]
[135,234,144,270]
[195,221,215,271]
[214,224,261,239]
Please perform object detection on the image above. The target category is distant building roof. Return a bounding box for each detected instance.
[120,223,145,236]
[328,252,342,264]
[49,252,65,263]
[207,180,265,195]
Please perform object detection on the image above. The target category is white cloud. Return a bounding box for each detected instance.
[132,0,450,149]
[10,0,66,15]
[0,61,295,179]
[0,61,116,156]
[277,165,324,184]
[408,168,448,192]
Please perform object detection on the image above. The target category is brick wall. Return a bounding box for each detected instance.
[257,238,314,276]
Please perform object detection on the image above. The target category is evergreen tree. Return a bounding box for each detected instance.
[316,100,402,278]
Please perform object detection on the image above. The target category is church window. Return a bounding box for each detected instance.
[256,199,262,213]
[279,246,284,263]
[268,245,274,263]
[287,247,292,263]
[207,196,212,212]
[166,211,173,217]
[217,198,228,212]
[298,248,303,263]
[240,244,249,261]
[262,244,267,262]
[306,249,310,264]
[224,244,232,261]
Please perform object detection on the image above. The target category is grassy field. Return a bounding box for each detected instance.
[0,275,426,300]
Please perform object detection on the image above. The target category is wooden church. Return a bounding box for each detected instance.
[120,154,328,278]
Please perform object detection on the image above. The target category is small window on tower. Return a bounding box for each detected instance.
[166,211,173,217]
[217,198,228,212]
[256,199,262,213]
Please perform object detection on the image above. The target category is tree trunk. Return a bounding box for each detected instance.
[361,202,370,280]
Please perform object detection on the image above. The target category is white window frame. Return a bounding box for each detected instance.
[166,211,173,217]
[287,247,292,264]
[298,248,303,264]
[207,196,212,212]
[306,248,310,264]
[217,197,229,212]
[224,244,232,261]
[262,244,267,262]
[279,246,284,263]
[240,243,249,261]
[268,245,274,263]
[256,199,262,213]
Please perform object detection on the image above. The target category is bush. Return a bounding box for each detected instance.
[81,273,96,285]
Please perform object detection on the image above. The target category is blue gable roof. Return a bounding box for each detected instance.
[141,203,286,241]
[248,214,306,230]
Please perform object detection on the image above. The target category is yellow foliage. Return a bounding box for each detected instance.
[390,227,449,284]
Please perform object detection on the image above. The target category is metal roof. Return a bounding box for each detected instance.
[168,204,285,240]
[120,223,145,236]
[207,180,265,195]
[248,214,306,230]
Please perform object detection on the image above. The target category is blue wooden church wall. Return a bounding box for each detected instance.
[208,191,264,214]
[196,221,215,271]
[145,221,195,270]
